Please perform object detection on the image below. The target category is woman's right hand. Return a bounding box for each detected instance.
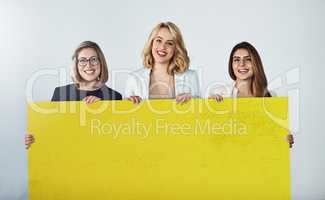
[82,95,101,104]
[127,96,142,104]
[209,94,224,102]
[286,134,294,148]
[25,134,35,149]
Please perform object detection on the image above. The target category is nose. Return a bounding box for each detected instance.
[83,61,95,69]
[157,42,167,50]
[239,59,245,67]
[84,61,91,67]
[86,59,96,67]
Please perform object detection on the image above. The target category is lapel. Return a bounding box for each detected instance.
[231,82,238,98]
[142,68,151,99]
[174,71,186,95]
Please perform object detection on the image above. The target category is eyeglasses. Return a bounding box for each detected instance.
[78,56,99,67]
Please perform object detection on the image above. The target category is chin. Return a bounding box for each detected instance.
[156,58,172,65]
[235,76,250,81]
[235,73,252,80]
[81,77,97,82]
[154,55,171,64]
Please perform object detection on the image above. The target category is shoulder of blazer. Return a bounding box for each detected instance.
[175,69,197,79]
[130,67,151,78]
[51,84,76,101]
[56,84,75,90]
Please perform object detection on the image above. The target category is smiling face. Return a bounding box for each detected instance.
[151,27,176,65]
[77,48,101,83]
[232,48,254,81]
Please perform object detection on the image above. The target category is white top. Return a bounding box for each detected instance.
[125,68,200,99]
[208,82,276,98]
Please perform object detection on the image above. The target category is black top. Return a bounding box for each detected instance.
[51,84,122,101]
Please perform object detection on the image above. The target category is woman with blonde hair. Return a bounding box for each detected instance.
[25,41,122,149]
[126,21,200,104]
[209,41,294,147]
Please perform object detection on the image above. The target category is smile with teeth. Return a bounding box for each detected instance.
[157,50,167,57]
[84,69,96,74]
[238,69,249,74]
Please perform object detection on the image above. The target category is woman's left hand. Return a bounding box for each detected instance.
[176,93,192,104]
[83,96,101,104]
[286,134,294,148]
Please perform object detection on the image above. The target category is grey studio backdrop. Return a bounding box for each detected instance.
[0,0,324,199]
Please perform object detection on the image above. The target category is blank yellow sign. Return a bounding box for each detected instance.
[28,98,290,200]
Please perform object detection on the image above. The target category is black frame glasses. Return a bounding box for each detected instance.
[78,56,100,67]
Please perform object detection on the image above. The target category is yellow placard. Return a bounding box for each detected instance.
[28,98,290,200]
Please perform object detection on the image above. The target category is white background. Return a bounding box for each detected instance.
[0,0,324,199]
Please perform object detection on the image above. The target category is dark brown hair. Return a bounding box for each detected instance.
[228,41,271,97]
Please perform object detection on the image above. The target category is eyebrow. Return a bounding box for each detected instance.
[155,36,174,42]
[233,55,251,58]
[78,56,98,59]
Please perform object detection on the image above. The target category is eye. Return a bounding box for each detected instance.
[155,38,162,43]
[166,42,174,46]
[90,57,98,62]
[233,58,240,62]
[245,57,252,62]
[90,57,99,65]
[78,58,87,65]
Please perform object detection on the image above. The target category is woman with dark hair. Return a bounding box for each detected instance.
[25,41,122,149]
[210,41,272,99]
[209,41,294,147]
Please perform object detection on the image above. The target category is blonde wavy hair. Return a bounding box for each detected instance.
[71,41,109,87]
[142,22,190,75]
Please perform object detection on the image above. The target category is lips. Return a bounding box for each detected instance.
[84,69,96,74]
[238,69,249,74]
[156,50,167,57]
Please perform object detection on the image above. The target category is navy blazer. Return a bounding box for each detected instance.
[51,84,122,101]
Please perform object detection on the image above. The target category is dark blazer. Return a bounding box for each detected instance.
[51,84,122,101]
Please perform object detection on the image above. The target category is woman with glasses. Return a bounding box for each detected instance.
[51,40,122,102]
[126,21,200,104]
[25,41,122,149]
[209,41,294,147]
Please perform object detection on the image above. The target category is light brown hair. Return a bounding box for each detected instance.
[71,41,108,86]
